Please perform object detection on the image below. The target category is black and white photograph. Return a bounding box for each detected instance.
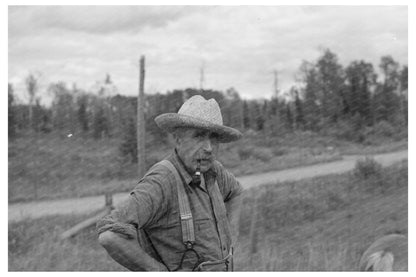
[7,4,409,272]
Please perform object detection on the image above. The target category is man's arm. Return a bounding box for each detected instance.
[96,176,169,271]
[98,230,168,271]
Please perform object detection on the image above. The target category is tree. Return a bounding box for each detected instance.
[299,61,320,131]
[285,103,294,131]
[242,100,250,129]
[373,56,401,123]
[49,82,76,134]
[345,60,377,125]
[32,98,43,132]
[315,49,346,123]
[223,87,244,129]
[380,56,400,90]
[119,116,138,163]
[76,94,90,133]
[92,105,110,139]
[400,65,408,91]
[249,100,265,131]
[25,73,39,131]
[292,88,305,129]
[105,73,112,85]
[8,84,16,138]
[398,65,408,125]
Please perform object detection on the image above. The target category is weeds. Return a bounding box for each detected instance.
[353,157,382,179]
[9,130,405,202]
[8,213,126,271]
[8,161,407,271]
[238,146,273,162]
[9,132,343,202]
[235,160,407,271]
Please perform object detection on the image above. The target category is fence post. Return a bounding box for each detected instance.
[137,55,146,179]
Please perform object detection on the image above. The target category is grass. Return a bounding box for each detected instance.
[8,160,407,271]
[9,131,347,203]
[8,211,127,271]
[8,130,407,203]
[234,159,407,271]
[8,132,172,202]
[337,139,408,155]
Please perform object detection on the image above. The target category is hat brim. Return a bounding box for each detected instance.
[155,113,242,143]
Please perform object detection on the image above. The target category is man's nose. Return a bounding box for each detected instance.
[202,138,213,152]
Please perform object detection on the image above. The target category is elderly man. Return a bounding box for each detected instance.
[97,95,243,271]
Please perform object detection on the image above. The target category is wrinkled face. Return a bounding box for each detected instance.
[174,128,220,174]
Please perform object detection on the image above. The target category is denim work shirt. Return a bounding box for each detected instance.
[96,151,243,271]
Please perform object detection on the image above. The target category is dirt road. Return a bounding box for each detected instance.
[8,150,407,222]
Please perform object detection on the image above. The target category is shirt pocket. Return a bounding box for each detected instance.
[194,218,220,250]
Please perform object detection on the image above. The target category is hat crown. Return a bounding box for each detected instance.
[178,95,223,125]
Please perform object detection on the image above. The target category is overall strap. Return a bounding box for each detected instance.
[158,160,195,249]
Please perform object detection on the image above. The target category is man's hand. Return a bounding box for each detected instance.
[99,230,168,271]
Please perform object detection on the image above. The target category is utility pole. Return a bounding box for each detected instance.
[273,70,279,99]
[137,56,146,179]
[200,62,205,91]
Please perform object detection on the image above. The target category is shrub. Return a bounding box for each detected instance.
[370,120,396,138]
[353,157,382,179]
[237,146,273,162]
[324,120,357,141]
[237,146,253,160]
[272,147,288,156]
[252,148,273,162]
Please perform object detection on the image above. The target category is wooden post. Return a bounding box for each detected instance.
[249,195,259,268]
[105,192,113,209]
[137,56,146,179]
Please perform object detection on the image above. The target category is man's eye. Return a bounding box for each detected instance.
[194,132,205,138]
[210,133,219,141]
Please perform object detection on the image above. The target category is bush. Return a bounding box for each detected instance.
[370,120,396,137]
[272,147,288,156]
[237,146,253,160]
[353,157,382,179]
[252,148,273,162]
[324,120,359,142]
[237,146,273,162]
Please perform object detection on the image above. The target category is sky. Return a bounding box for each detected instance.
[8,5,408,104]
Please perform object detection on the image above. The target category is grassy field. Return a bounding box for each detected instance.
[8,131,342,202]
[8,131,407,203]
[234,159,408,271]
[8,159,407,271]
[8,212,126,271]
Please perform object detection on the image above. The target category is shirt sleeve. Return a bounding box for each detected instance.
[213,161,244,202]
[96,174,168,239]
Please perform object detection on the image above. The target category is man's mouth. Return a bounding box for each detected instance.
[197,158,212,163]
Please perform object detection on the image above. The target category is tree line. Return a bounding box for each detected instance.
[8,49,408,163]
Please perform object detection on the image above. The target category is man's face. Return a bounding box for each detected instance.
[175,128,220,174]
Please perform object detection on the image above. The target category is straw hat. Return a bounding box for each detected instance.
[155,95,242,143]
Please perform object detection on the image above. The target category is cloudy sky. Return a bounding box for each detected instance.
[8,5,408,103]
